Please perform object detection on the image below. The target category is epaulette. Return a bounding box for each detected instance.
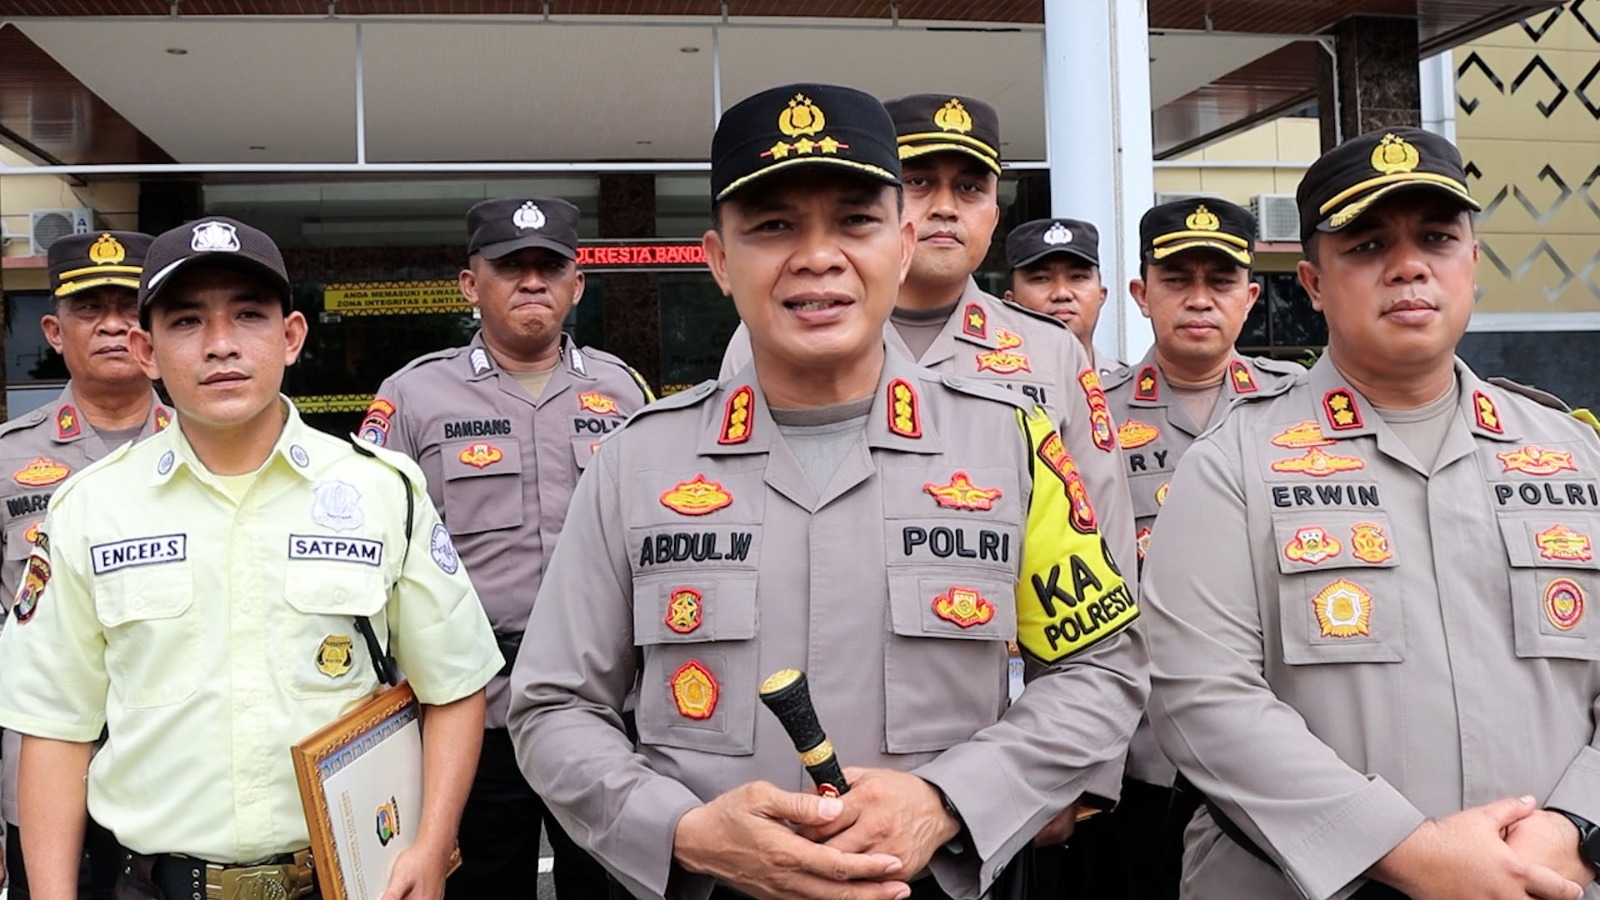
[1241,357,1304,400]
[997,298,1070,331]
[579,345,656,402]
[1486,376,1571,413]
[1251,356,1310,379]
[0,407,50,441]
[939,373,1034,412]
[387,345,466,380]
[620,379,718,428]
[1099,364,1136,391]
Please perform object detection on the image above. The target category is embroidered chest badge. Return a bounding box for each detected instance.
[1536,525,1593,562]
[579,392,620,415]
[1497,445,1577,476]
[311,481,364,532]
[1312,579,1373,638]
[665,587,704,635]
[933,586,996,628]
[660,475,734,516]
[1545,578,1585,631]
[1117,419,1159,450]
[1270,421,1335,449]
[923,471,1003,511]
[671,660,719,719]
[12,457,69,488]
[1284,526,1342,565]
[1350,523,1394,564]
[1270,447,1366,477]
[458,442,504,469]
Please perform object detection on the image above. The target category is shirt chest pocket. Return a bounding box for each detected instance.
[1272,512,1404,665]
[276,562,388,700]
[94,564,201,708]
[1499,514,1600,661]
[632,574,759,756]
[440,439,525,536]
[1128,471,1170,522]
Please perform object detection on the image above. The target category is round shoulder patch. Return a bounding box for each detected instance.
[430,523,459,574]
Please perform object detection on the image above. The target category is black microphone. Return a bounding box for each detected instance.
[759,668,849,797]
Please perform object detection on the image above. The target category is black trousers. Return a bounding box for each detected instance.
[446,728,608,900]
[1040,779,1193,900]
[7,818,121,900]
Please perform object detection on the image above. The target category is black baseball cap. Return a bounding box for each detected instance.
[885,93,1001,175]
[49,231,154,298]
[1007,218,1099,270]
[1296,126,1479,244]
[712,83,901,203]
[1139,198,1256,267]
[466,197,580,260]
[139,217,292,325]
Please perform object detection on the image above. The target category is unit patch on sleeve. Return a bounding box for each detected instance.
[665,587,704,634]
[90,534,187,576]
[358,397,396,446]
[1271,447,1366,477]
[1035,431,1098,533]
[12,457,70,488]
[1117,420,1159,450]
[932,586,995,628]
[13,544,49,623]
[1078,370,1116,452]
[1536,525,1592,562]
[660,475,734,516]
[1497,445,1578,476]
[1284,526,1342,565]
[430,522,460,574]
[1350,522,1394,564]
[1312,578,1372,638]
[671,660,719,719]
[923,472,1003,511]
[1545,578,1586,631]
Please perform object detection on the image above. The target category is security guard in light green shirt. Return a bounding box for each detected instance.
[0,216,500,900]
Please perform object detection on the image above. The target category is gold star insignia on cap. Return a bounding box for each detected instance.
[779,94,826,138]
[1185,205,1220,231]
[1370,133,1421,175]
[766,141,792,159]
[818,136,842,154]
[933,98,973,134]
[88,234,126,265]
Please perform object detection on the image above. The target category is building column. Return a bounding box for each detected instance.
[1317,15,1423,153]
[1043,0,1154,365]
[596,173,661,391]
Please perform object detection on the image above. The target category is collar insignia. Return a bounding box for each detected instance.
[888,379,922,438]
[718,386,754,445]
[1134,366,1159,402]
[1323,389,1363,430]
[56,405,81,440]
[1229,360,1258,394]
[962,303,987,340]
[1474,390,1503,434]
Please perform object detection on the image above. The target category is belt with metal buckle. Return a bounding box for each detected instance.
[150,849,316,900]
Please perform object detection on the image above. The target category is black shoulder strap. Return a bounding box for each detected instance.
[348,436,414,687]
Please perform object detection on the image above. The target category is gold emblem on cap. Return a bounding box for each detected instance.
[779,94,826,138]
[1185,205,1220,231]
[933,99,973,134]
[88,234,126,265]
[1370,133,1420,175]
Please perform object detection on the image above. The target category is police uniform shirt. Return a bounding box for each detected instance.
[1141,356,1600,899]
[0,402,501,862]
[364,331,653,728]
[0,384,170,826]
[721,278,1139,593]
[508,351,1147,900]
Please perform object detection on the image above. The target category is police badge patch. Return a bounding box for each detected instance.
[13,543,49,623]
[431,523,459,574]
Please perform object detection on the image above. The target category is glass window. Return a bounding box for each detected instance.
[658,272,737,391]
[1237,272,1326,362]
[4,292,64,383]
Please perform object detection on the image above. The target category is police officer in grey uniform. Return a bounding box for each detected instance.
[508,82,1147,900]
[1144,127,1600,900]
[1060,199,1300,900]
[364,197,652,899]
[1002,218,1120,374]
[721,92,1137,607]
[0,231,170,899]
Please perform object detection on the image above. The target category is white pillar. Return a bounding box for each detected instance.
[1044,0,1155,365]
[1419,50,1457,143]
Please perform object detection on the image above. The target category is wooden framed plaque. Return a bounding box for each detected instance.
[291,682,456,900]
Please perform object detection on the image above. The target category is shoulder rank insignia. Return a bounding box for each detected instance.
[579,392,620,415]
[1271,420,1335,449]
[924,471,1003,511]
[1350,522,1393,564]
[888,379,922,438]
[932,586,995,628]
[1537,525,1592,562]
[13,457,69,488]
[154,406,172,431]
[976,349,1031,374]
[1229,360,1258,394]
[660,474,733,516]
[458,442,504,469]
[1271,447,1366,477]
[1117,419,1159,450]
[1545,578,1586,631]
[962,303,987,339]
[1473,390,1503,434]
[1323,389,1363,430]
[1079,370,1116,452]
[665,587,704,634]
[56,405,81,440]
[316,635,354,677]
[719,385,754,445]
[1497,445,1577,476]
[1284,526,1341,565]
[1036,431,1098,533]
[1313,579,1372,638]
[1134,366,1159,402]
[996,329,1023,350]
[671,660,719,719]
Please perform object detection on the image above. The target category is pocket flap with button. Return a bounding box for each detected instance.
[633,575,757,644]
[1129,472,1170,521]
[1498,514,1600,659]
[1271,514,1403,666]
[283,566,388,618]
[440,439,524,535]
[570,435,600,471]
[888,572,1016,642]
[885,573,1011,753]
[95,568,195,627]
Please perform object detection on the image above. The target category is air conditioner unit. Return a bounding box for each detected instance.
[1153,191,1221,206]
[29,208,93,256]
[1252,194,1301,243]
